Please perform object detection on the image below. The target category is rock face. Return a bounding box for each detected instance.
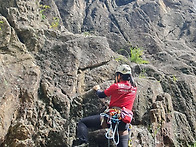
[0,0,195,147]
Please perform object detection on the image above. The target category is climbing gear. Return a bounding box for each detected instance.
[128,124,133,147]
[100,108,122,146]
[116,64,132,75]
[121,107,133,123]
[100,107,133,146]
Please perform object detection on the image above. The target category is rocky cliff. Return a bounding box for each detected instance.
[0,0,195,147]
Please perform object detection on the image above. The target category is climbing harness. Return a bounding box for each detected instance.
[100,107,133,146]
[100,108,122,146]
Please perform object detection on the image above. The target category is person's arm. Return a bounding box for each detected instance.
[96,90,107,98]
[93,85,107,98]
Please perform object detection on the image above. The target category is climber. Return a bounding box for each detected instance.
[75,64,137,147]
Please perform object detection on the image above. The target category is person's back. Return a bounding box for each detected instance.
[105,80,137,110]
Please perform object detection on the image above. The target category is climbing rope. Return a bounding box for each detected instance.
[100,109,122,146]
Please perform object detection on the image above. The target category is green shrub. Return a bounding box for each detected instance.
[0,20,4,31]
[115,45,149,64]
[39,4,50,20]
[83,31,91,37]
[172,75,177,82]
[50,17,60,28]
[130,46,149,64]
[188,142,196,147]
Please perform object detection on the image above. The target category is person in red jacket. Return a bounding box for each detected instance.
[76,64,137,147]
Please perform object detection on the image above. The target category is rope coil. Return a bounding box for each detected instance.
[100,112,121,146]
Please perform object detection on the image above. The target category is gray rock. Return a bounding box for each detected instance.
[0,0,195,146]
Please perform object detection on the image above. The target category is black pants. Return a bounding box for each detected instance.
[77,115,129,147]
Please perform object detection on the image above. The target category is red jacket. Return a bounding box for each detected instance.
[104,81,137,111]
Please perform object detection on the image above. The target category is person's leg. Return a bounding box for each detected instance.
[77,115,101,143]
[117,134,129,147]
[117,122,129,147]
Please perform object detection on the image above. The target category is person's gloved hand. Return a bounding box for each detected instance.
[93,85,100,91]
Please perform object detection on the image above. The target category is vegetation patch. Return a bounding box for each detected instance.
[130,46,149,64]
[39,4,50,20]
[189,142,196,147]
[139,69,147,78]
[0,20,4,31]
[172,75,178,83]
[115,45,149,64]
[50,17,60,28]
[83,31,91,37]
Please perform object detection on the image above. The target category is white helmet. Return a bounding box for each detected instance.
[116,64,132,75]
